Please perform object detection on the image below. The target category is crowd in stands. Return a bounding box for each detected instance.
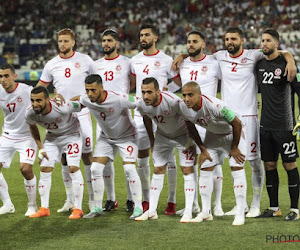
[0,0,299,70]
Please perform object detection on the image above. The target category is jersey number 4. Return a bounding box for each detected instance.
[143,65,149,75]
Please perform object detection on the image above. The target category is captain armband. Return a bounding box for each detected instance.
[221,106,235,123]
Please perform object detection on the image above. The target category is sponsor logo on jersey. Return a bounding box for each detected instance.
[274,68,282,76]
[75,62,81,69]
[241,58,247,63]
[116,65,122,71]
[108,107,114,113]
[17,97,22,103]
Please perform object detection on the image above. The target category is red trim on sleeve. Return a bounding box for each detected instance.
[203,95,213,103]
[229,49,244,58]
[105,54,120,60]
[162,92,174,99]
[39,79,51,84]
[171,74,180,80]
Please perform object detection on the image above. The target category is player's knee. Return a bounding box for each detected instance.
[283,161,297,171]
[20,166,34,179]
[181,166,194,175]
[82,152,93,165]
[69,166,80,173]
[61,153,67,165]
[138,149,149,158]
[154,166,166,174]
[263,162,277,171]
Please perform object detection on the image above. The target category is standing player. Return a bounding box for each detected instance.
[173,27,297,217]
[26,86,84,219]
[76,74,143,219]
[95,29,133,212]
[178,30,223,216]
[256,29,299,221]
[37,28,96,212]
[134,78,196,223]
[180,82,247,226]
[131,23,182,214]
[0,63,37,216]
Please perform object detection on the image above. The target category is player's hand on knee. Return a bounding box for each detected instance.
[54,93,65,106]
[198,150,212,167]
[38,149,49,164]
[229,148,245,164]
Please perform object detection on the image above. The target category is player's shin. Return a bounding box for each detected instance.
[91,162,105,209]
[24,175,37,207]
[249,159,264,208]
[39,171,52,208]
[70,170,84,210]
[103,161,116,201]
[266,169,279,208]
[199,170,213,215]
[124,164,142,210]
[193,164,199,207]
[231,169,247,218]
[167,161,176,204]
[149,174,164,214]
[183,173,195,217]
[84,164,94,209]
[62,165,74,203]
[213,165,223,208]
[137,157,150,201]
[287,167,300,210]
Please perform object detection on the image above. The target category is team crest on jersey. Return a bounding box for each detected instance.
[17,97,22,103]
[154,61,160,68]
[56,117,62,123]
[75,62,81,69]
[274,68,282,76]
[201,66,208,72]
[241,58,247,63]
[116,65,122,71]
[108,107,114,113]
[163,110,169,116]
[216,104,221,109]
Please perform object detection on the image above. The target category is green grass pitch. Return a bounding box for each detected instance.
[0,93,299,249]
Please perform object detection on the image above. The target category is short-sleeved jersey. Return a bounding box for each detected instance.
[40,51,96,100]
[256,55,295,131]
[80,91,137,140]
[130,50,179,98]
[25,100,81,135]
[0,83,32,139]
[179,95,236,135]
[136,91,188,138]
[180,55,221,97]
[95,55,130,94]
[214,49,264,116]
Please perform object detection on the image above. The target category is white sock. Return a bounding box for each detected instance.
[39,172,52,208]
[103,161,115,201]
[70,170,84,210]
[213,165,223,208]
[193,164,199,207]
[84,164,94,203]
[231,169,247,218]
[137,157,150,201]
[199,170,213,215]
[149,174,164,214]
[249,159,264,209]
[167,161,176,204]
[124,164,142,210]
[0,172,13,206]
[24,175,36,207]
[183,173,195,216]
[62,165,74,203]
[126,178,133,201]
[91,162,105,209]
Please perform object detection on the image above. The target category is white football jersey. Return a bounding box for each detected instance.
[180,55,221,97]
[179,95,235,134]
[213,49,264,116]
[25,100,81,135]
[80,91,137,140]
[136,91,188,138]
[40,51,97,100]
[95,55,130,94]
[131,50,179,98]
[0,83,32,139]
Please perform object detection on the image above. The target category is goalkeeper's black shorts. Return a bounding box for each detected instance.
[260,129,298,163]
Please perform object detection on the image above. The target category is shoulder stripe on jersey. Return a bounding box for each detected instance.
[59,51,75,59]
[161,92,174,99]
[105,54,120,60]
[229,49,244,58]
[202,95,213,103]
[171,74,180,80]
[109,91,120,96]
